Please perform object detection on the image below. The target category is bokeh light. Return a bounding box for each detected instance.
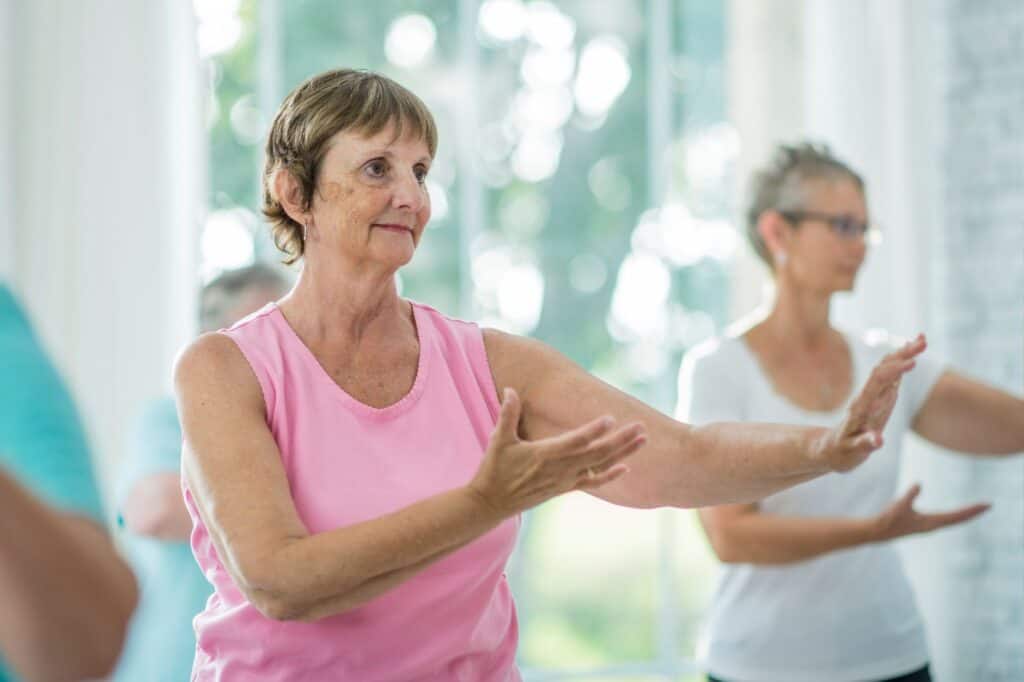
[385,14,437,69]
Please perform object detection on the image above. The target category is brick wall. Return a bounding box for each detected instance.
[930,0,1024,678]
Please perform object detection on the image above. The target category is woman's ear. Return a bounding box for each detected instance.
[272,168,310,226]
[757,210,792,265]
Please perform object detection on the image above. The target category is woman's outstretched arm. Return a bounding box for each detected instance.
[483,330,927,509]
[913,370,1024,455]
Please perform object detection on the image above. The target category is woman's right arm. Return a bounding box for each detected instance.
[175,333,645,622]
[699,485,989,565]
[679,346,989,565]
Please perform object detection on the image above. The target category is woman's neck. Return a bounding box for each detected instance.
[277,257,408,346]
[759,279,835,349]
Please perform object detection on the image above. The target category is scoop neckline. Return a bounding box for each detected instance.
[268,299,431,420]
[730,331,859,417]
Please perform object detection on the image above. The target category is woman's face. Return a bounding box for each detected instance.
[782,178,869,294]
[307,124,432,271]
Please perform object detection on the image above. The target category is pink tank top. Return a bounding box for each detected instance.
[183,301,521,681]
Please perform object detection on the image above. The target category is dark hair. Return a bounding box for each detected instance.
[199,263,290,332]
[262,69,438,265]
[746,142,865,267]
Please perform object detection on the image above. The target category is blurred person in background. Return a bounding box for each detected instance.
[678,142,1024,682]
[0,283,137,681]
[175,70,924,680]
[114,263,290,682]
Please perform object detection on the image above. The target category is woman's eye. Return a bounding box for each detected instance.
[366,161,387,177]
[415,167,428,184]
[834,217,868,237]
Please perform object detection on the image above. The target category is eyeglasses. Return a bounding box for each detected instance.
[779,210,875,241]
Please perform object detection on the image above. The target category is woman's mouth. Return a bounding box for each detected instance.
[373,223,413,235]
[374,224,409,235]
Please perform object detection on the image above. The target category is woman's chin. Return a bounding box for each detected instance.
[835,273,859,293]
[379,245,416,269]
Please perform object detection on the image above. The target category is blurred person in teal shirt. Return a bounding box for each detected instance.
[0,283,137,681]
[114,264,290,682]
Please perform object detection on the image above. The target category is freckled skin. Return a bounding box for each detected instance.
[303,126,432,271]
[317,181,345,203]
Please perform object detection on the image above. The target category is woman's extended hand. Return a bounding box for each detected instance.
[468,388,647,516]
[814,335,928,472]
[873,483,990,541]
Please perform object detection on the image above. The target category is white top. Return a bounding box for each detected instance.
[676,330,946,682]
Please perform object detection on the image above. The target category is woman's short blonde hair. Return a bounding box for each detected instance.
[261,69,438,264]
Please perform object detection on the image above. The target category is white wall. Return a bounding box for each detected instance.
[2,0,203,502]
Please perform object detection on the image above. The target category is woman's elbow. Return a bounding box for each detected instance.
[248,589,349,623]
[235,562,327,622]
[233,565,304,621]
[250,592,308,621]
[244,576,367,623]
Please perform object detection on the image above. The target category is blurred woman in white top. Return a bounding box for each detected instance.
[677,142,1024,682]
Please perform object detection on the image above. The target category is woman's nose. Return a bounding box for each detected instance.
[392,172,424,212]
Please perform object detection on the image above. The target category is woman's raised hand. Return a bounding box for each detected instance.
[468,388,647,516]
[873,483,990,541]
[813,335,928,472]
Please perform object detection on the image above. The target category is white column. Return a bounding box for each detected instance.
[0,0,14,281]
[456,0,483,319]
[801,0,932,338]
[8,0,202,500]
[726,0,806,320]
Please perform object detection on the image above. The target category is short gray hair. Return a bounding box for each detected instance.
[746,142,864,267]
[200,263,290,332]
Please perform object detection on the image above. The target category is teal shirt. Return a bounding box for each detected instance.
[0,284,104,681]
[113,397,212,682]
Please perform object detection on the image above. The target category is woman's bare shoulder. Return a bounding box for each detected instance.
[173,332,263,408]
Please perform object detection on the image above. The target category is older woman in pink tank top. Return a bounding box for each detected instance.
[173,69,926,681]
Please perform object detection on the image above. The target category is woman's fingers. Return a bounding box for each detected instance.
[849,430,883,455]
[574,434,647,490]
[880,484,990,539]
[564,422,646,472]
[474,399,649,514]
[921,503,991,531]
[898,483,922,509]
[540,415,617,456]
[493,388,523,446]
[844,339,926,440]
[575,462,631,490]
[584,422,646,463]
[580,428,647,473]
[893,334,927,361]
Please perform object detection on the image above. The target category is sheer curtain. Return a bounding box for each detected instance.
[0,0,204,498]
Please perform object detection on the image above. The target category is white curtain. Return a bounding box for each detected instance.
[0,0,204,500]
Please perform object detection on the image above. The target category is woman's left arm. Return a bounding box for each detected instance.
[912,370,1024,455]
[484,329,923,509]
